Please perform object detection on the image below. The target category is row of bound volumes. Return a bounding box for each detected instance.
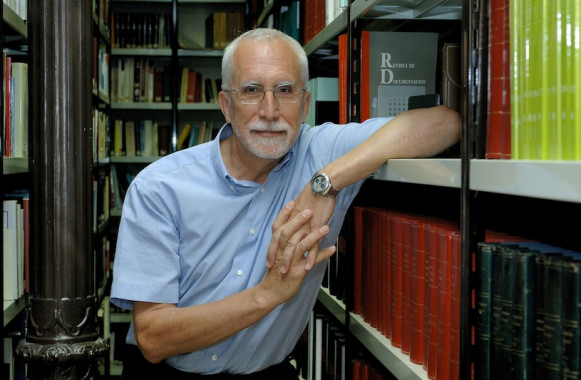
[111,57,221,105]
[93,108,110,162]
[111,57,170,104]
[176,121,219,151]
[110,119,170,158]
[486,0,581,160]
[111,12,170,50]
[204,11,245,50]
[300,309,389,380]
[179,68,221,104]
[353,207,461,380]
[303,0,347,45]
[475,241,581,379]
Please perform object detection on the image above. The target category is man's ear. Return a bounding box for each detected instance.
[219,91,232,123]
[301,91,311,124]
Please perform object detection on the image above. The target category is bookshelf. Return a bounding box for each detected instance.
[92,1,116,376]
[1,2,28,378]
[107,0,245,216]
[92,1,581,379]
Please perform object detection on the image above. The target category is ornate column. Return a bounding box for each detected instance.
[16,1,108,378]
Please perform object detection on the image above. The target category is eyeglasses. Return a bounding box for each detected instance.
[229,84,306,104]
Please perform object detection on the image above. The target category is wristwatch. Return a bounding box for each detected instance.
[310,172,341,198]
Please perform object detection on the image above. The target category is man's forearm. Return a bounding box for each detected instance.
[322,105,461,190]
[134,285,277,363]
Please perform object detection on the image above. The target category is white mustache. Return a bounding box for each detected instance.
[250,122,289,133]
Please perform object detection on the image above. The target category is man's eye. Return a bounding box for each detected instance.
[277,85,293,94]
[242,86,261,94]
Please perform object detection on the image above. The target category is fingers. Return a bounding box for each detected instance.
[266,201,295,268]
[277,209,312,274]
[303,243,319,271]
[282,224,332,274]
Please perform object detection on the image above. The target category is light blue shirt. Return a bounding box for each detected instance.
[111,118,391,374]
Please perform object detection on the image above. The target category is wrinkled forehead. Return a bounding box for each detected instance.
[231,39,302,86]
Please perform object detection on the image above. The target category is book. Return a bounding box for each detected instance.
[409,219,427,365]
[4,54,12,157]
[440,43,461,114]
[360,31,439,120]
[177,123,192,150]
[305,77,339,127]
[562,257,581,378]
[486,0,511,159]
[338,33,348,124]
[3,199,23,301]
[475,243,494,380]
[10,62,28,158]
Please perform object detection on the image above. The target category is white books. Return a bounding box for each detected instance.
[10,62,28,158]
[2,199,22,301]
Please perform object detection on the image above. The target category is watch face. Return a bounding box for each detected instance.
[311,173,329,194]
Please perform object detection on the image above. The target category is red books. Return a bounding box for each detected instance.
[424,223,440,377]
[486,0,511,158]
[401,216,414,355]
[353,207,364,315]
[437,228,454,380]
[338,33,348,124]
[410,218,427,364]
[449,231,462,380]
[390,213,403,348]
[381,211,391,338]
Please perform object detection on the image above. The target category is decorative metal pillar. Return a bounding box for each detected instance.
[16,1,108,378]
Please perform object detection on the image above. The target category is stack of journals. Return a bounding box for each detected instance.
[508,0,581,160]
[353,207,461,380]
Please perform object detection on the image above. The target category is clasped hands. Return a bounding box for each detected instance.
[261,184,336,302]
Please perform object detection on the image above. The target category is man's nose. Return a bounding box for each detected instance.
[259,90,279,120]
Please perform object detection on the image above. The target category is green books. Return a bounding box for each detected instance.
[562,257,581,379]
[474,242,494,380]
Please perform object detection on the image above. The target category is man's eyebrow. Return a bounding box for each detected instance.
[239,81,261,86]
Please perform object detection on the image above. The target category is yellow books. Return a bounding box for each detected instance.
[560,0,573,159]
[570,0,581,160]
[510,0,521,159]
[177,123,192,150]
[180,67,189,103]
[113,120,123,157]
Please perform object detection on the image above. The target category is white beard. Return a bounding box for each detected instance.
[232,120,298,160]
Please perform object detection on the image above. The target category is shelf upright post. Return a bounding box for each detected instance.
[171,0,179,153]
[460,0,488,378]
[0,0,4,367]
[15,1,108,378]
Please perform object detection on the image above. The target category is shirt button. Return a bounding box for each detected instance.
[249,228,255,235]
[212,354,218,361]
[237,269,243,276]
[230,186,235,191]
[260,187,265,193]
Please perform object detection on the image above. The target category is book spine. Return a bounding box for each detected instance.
[409,219,427,365]
[510,247,536,377]
[490,244,514,379]
[562,258,581,378]
[475,243,493,380]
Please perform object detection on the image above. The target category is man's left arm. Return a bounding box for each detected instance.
[267,105,461,272]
